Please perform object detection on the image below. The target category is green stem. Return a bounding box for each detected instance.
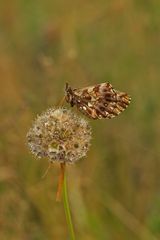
[63,174,76,240]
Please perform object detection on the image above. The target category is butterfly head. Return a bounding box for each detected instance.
[65,83,76,107]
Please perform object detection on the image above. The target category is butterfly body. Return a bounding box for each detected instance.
[65,82,131,119]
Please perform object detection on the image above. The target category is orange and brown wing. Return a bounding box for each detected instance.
[73,82,131,119]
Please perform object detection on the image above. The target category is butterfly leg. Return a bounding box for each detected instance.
[57,96,66,107]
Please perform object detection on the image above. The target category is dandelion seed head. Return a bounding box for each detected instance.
[27,108,91,163]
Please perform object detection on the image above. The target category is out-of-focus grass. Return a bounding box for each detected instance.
[0,1,160,239]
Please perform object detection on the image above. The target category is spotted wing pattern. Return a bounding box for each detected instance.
[66,82,131,120]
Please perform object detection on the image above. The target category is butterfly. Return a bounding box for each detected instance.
[65,82,131,119]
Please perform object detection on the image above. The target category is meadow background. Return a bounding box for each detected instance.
[0,1,160,239]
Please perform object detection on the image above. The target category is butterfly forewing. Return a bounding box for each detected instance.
[65,82,131,119]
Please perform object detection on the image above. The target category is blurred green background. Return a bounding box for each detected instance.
[0,1,160,239]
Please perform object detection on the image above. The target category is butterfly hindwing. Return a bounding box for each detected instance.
[65,82,131,119]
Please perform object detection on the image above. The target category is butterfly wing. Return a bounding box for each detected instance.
[73,82,131,119]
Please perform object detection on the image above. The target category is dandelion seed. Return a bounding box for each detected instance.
[27,108,91,163]
[26,107,92,201]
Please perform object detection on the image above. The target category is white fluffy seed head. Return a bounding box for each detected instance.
[27,108,91,163]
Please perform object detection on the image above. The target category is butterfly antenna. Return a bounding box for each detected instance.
[56,162,66,202]
[65,82,69,91]
[41,161,52,179]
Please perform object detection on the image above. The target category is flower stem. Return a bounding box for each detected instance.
[56,163,65,201]
[63,173,76,240]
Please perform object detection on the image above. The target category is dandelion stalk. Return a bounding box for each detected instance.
[56,162,65,201]
[63,172,76,240]
[26,107,91,239]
